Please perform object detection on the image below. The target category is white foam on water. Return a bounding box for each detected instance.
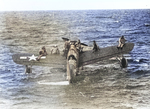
[0,98,12,109]
[135,59,140,62]
[136,106,150,109]
[145,23,150,26]
[38,81,69,85]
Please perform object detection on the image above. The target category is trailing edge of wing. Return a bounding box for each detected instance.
[79,43,134,67]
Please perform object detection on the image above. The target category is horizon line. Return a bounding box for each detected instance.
[0,8,149,12]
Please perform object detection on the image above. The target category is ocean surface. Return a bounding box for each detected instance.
[0,9,150,109]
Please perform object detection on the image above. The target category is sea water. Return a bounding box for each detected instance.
[0,9,150,109]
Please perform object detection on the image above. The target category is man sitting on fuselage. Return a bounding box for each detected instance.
[75,39,83,53]
[51,45,60,54]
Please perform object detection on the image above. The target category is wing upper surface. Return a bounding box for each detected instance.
[79,43,134,66]
[12,53,66,68]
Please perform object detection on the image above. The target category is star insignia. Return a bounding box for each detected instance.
[28,55,37,61]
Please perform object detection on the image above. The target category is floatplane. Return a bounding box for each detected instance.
[12,37,134,83]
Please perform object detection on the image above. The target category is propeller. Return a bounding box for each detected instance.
[62,37,88,46]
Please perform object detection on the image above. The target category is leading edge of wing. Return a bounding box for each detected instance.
[12,53,66,68]
[79,43,134,66]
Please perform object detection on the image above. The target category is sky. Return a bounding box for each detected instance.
[0,0,150,11]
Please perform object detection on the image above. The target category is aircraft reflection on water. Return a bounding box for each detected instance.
[12,37,134,83]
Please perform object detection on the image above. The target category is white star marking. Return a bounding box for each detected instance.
[28,55,37,61]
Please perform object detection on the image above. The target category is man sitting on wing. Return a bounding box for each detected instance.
[93,40,100,52]
[117,36,126,50]
[37,46,48,61]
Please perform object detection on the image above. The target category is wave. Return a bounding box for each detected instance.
[132,70,149,74]
[95,16,112,19]
[144,23,150,26]
[131,59,149,63]
[125,84,144,89]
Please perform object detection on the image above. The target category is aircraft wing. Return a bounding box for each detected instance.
[12,53,66,68]
[79,42,134,67]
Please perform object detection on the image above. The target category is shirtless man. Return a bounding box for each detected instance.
[117,36,126,50]
[75,39,83,53]
[37,46,48,61]
[51,45,60,54]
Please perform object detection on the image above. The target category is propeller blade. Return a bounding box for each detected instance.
[81,43,88,46]
[62,37,69,41]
